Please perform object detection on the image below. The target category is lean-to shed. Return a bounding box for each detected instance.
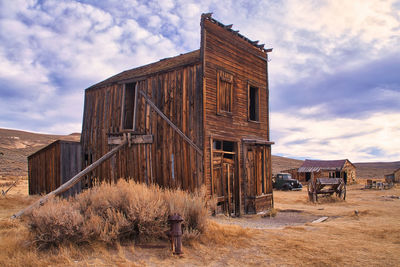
[28,140,81,197]
[80,13,274,215]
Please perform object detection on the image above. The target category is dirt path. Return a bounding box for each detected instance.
[211,210,322,229]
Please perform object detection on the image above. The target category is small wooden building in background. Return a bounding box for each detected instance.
[286,159,356,184]
[384,168,400,183]
[28,140,81,197]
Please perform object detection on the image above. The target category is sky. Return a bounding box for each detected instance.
[0,0,399,162]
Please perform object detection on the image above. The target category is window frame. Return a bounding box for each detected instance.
[247,81,261,122]
[120,82,138,131]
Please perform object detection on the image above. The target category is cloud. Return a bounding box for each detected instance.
[0,0,399,161]
[0,0,185,134]
[271,111,400,162]
[271,54,400,119]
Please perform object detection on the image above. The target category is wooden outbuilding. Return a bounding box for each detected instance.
[80,14,274,215]
[299,159,356,184]
[285,159,356,184]
[384,168,400,183]
[28,140,81,197]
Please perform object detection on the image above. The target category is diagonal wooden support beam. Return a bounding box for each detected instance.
[138,90,203,156]
[12,140,128,219]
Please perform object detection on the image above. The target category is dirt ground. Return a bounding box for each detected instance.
[1,180,400,266]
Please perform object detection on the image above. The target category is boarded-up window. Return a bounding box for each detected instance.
[217,70,233,114]
[121,83,136,130]
[248,84,259,121]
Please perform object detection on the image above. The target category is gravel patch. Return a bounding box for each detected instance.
[211,210,322,229]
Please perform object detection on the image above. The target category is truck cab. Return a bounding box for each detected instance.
[273,173,303,191]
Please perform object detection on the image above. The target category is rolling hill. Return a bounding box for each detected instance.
[0,128,399,180]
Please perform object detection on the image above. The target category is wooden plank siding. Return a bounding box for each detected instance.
[28,140,81,196]
[201,16,273,213]
[78,14,273,214]
[81,63,203,191]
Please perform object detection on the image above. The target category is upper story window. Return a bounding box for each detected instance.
[217,70,233,114]
[248,83,260,122]
[121,82,137,130]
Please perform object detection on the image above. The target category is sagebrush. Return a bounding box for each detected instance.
[26,179,208,248]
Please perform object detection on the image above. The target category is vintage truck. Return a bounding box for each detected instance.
[273,173,303,191]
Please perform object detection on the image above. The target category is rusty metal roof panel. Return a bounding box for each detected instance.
[298,167,321,173]
[298,159,348,172]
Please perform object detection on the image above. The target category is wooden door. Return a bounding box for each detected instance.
[212,151,237,216]
[245,145,269,213]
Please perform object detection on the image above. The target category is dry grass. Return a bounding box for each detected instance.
[1,181,400,266]
[25,179,208,248]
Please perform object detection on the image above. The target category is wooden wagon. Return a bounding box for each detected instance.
[308,178,346,203]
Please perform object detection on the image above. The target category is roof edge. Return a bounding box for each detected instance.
[201,12,272,53]
[86,49,200,91]
[28,140,80,159]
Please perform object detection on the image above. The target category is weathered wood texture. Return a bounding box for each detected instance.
[16,141,126,219]
[286,160,356,184]
[79,14,273,214]
[201,16,273,213]
[81,54,203,191]
[395,169,400,183]
[28,140,81,197]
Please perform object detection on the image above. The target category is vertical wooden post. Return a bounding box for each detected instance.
[237,142,242,216]
[227,164,231,215]
[210,137,214,196]
[221,163,226,213]
[242,143,247,214]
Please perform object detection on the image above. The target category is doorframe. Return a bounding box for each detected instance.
[242,141,272,214]
[209,136,241,216]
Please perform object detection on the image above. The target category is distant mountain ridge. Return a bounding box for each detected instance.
[0,128,398,179]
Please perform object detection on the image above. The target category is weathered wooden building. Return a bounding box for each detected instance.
[284,159,356,184]
[81,14,274,215]
[384,168,400,183]
[28,140,81,197]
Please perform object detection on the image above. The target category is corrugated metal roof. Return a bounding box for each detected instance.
[298,159,347,173]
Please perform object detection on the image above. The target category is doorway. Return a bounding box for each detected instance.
[306,172,311,182]
[211,139,238,216]
[244,144,270,213]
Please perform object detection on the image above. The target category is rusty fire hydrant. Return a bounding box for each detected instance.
[167,213,183,255]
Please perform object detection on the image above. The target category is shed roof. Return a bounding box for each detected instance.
[28,140,80,159]
[298,159,349,173]
[88,49,200,90]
